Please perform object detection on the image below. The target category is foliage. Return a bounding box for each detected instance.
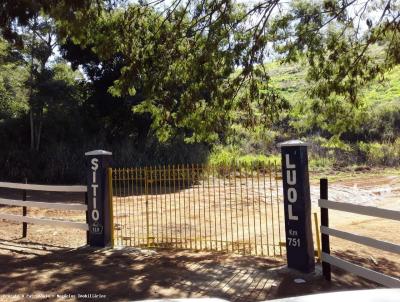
[208,146,280,169]
[362,66,400,105]
[52,0,400,143]
[309,157,335,171]
[0,1,399,183]
[259,47,400,144]
[60,4,261,143]
[0,38,29,119]
[358,140,400,166]
[0,0,104,46]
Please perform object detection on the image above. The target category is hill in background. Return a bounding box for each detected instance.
[210,58,400,170]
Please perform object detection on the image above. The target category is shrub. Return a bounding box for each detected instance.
[357,140,400,166]
[208,146,281,171]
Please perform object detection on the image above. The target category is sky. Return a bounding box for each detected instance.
[51,0,389,80]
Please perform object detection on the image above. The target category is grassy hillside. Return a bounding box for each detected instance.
[210,58,400,169]
[362,66,400,105]
[267,60,400,106]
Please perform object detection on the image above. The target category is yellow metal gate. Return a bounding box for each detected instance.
[110,163,284,256]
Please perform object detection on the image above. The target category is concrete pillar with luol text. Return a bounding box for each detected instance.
[278,140,315,273]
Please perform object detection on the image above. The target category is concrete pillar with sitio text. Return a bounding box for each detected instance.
[85,150,113,247]
[278,140,315,273]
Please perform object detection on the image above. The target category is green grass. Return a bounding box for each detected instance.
[362,65,400,105]
[208,147,281,168]
[265,58,400,107]
[266,60,307,103]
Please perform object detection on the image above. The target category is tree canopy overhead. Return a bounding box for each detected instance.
[1,0,399,143]
[0,0,399,183]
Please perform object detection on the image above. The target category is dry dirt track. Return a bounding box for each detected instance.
[0,172,399,301]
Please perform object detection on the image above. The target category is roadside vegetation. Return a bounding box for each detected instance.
[211,57,400,172]
[0,1,399,183]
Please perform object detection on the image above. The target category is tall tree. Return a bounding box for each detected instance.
[2,1,399,143]
[22,16,60,150]
[56,0,399,142]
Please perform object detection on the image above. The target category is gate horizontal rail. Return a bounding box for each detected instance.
[111,163,284,257]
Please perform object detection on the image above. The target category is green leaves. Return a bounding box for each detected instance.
[0,38,29,119]
[67,2,257,143]
[2,0,397,145]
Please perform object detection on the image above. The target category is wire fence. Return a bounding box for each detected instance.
[111,163,284,256]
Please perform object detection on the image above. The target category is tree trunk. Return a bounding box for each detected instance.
[29,15,37,151]
[35,110,43,151]
[30,110,35,150]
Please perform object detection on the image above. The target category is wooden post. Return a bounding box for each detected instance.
[320,178,331,281]
[22,178,27,238]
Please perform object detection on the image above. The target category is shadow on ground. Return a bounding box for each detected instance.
[0,242,396,302]
[0,240,284,301]
[272,248,399,299]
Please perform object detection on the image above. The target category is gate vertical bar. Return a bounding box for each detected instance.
[269,168,275,256]
[251,168,257,255]
[207,165,212,250]
[170,165,174,246]
[239,166,245,254]
[140,169,143,245]
[234,164,239,253]
[177,164,185,248]
[223,165,228,252]
[114,169,119,246]
[108,167,114,247]
[257,167,263,255]
[145,167,150,247]
[192,165,195,248]
[197,164,202,250]
[275,162,282,255]
[212,166,218,250]
[202,164,207,250]
[150,166,154,247]
[122,168,128,244]
[314,212,321,262]
[160,166,164,245]
[229,164,234,252]
[245,167,250,254]
[163,165,167,245]
[183,165,187,248]
[173,165,177,248]
[263,167,270,256]
[132,168,137,246]
[154,166,159,246]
